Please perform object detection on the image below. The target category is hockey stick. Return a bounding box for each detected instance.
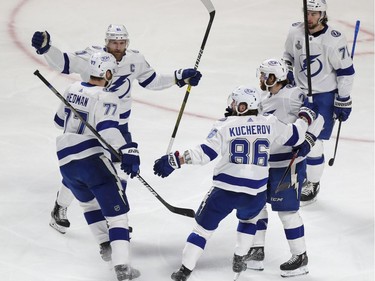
[166,0,215,153]
[33,70,196,218]
[275,152,298,193]
[328,19,360,166]
[275,1,312,193]
[303,0,313,103]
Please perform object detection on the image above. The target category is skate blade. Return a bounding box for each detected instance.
[49,220,67,234]
[280,266,309,277]
[246,260,264,271]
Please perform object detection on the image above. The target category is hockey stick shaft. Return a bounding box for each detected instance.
[166,0,215,153]
[275,152,298,193]
[34,70,195,218]
[303,0,313,103]
[328,20,360,166]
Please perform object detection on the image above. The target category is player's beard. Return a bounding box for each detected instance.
[109,49,126,62]
[308,21,320,32]
[259,80,267,91]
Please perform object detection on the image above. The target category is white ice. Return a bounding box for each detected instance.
[0,0,374,280]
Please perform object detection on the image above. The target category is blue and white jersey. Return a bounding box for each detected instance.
[260,85,305,168]
[44,45,175,127]
[283,23,355,98]
[185,114,309,195]
[55,81,126,167]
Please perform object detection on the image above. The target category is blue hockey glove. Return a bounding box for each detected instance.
[224,106,233,117]
[31,31,51,54]
[298,99,318,125]
[153,151,181,178]
[334,96,352,121]
[175,68,202,87]
[287,70,295,86]
[293,132,317,157]
[120,142,140,178]
[283,59,295,86]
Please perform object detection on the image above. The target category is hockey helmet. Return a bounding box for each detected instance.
[105,24,130,47]
[257,58,288,83]
[229,86,260,115]
[306,0,327,12]
[89,52,117,81]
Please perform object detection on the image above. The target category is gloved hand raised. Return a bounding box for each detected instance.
[120,142,140,178]
[298,99,318,125]
[334,96,352,121]
[31,31,51,55]
[224,106,233,117]
[153,151,181,178]
[292,132,317,158]
[175,68,202,87]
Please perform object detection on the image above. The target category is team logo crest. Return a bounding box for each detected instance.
[295,40,302,50]
[299,54,323,77]
[331,30,341,37]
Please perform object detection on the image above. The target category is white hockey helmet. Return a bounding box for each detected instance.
[306,0,327,23]
[89,52,117,80]
[230,86,260,115]
[105,24,130,45]
[306,0,327,12]
[257,58,288,83]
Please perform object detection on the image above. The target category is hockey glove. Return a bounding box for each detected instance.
[298,99,318,125]
[224,106,233,117]
[333,96,352,121]
[283,59,295,86]
[120,142,140,178]
[153,151,181,178]
[32,31,51,54]
[293,132,317,158]
[175,68,202,87]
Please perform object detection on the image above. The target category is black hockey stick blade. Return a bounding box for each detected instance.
[136,175,196,218]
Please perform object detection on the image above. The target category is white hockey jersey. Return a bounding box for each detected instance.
[283,23,355,98]
[185,114,309,195]
[260,85,324,168]
[55,81,126,167]
[44,45,175,126]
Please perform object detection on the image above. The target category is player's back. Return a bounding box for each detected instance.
[211,114,286,195]
[55,81,118,166]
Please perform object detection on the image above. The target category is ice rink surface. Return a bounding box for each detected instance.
[0,0,374,280]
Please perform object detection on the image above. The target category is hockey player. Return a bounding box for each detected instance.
[243,58,324,277]
[152,85,318,281]
[283,0,355,205]
[55,51,140,280]
[31,24,202,233]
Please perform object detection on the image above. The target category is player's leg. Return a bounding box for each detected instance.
[243,205,268,270]
[278,211,308,277]
[49,183,75,234]
[172,187,233,281]
[303,139,324,205]
[303,92,335,205]
[234,190,267,274]
[90,155,139,280]
[269,161,309,277]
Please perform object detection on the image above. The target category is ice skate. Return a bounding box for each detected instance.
[49,201,70,234]
[171,265,191,281]
[244,246,264,271]
[300,181,320,206]
[99,241,112,262]
[114,264,140,281]
[280,252,309,277]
